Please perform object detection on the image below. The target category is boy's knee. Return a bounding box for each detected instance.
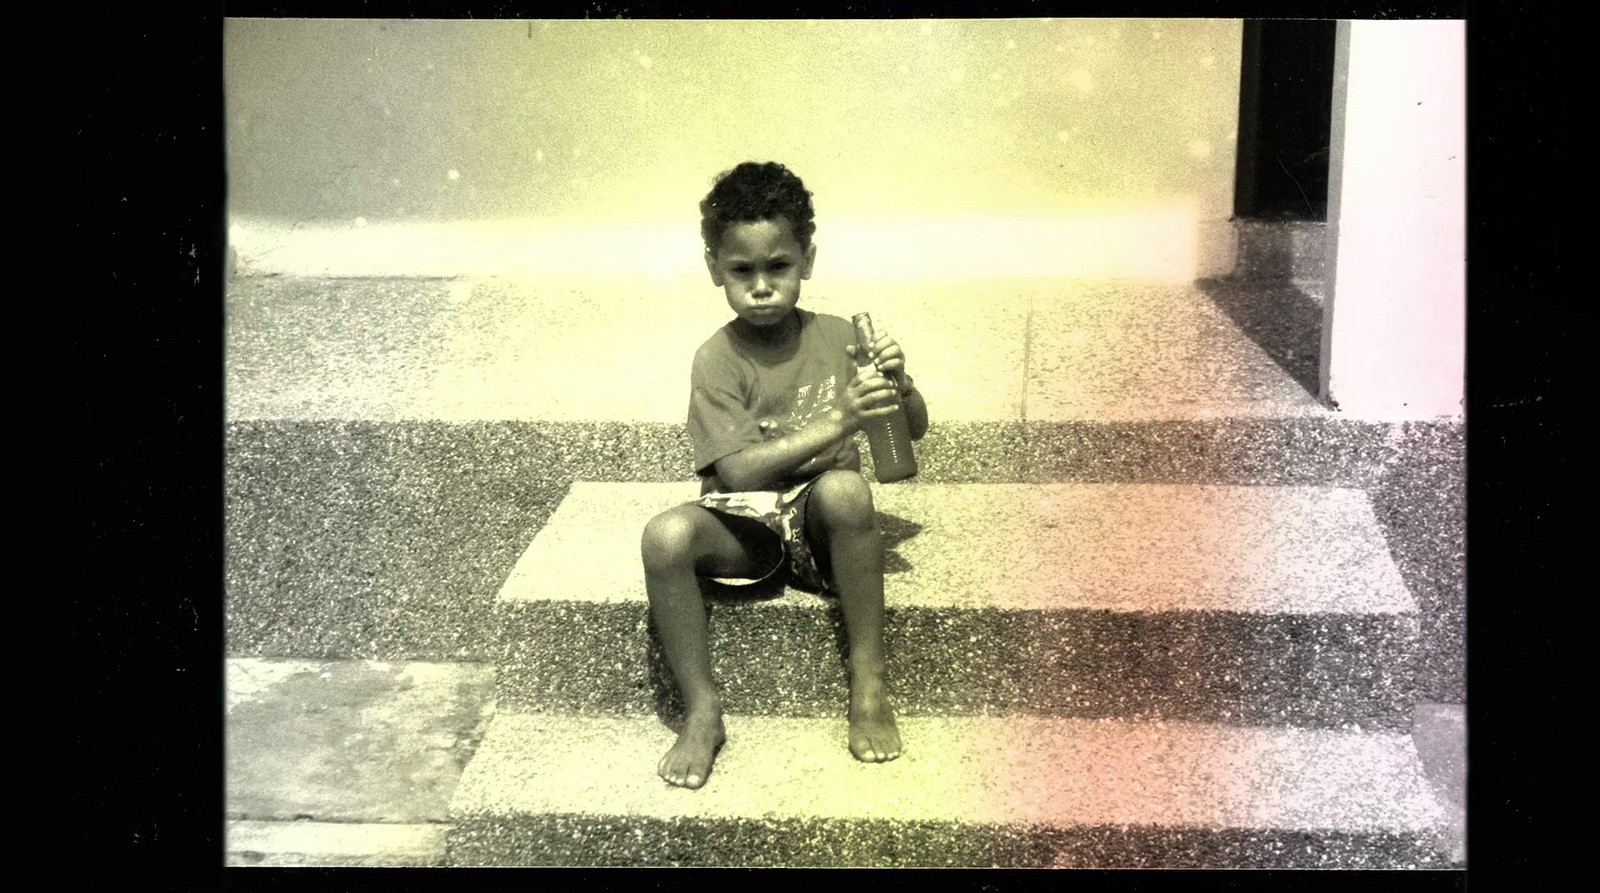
[641,508,699,574]
[811,470,875,531]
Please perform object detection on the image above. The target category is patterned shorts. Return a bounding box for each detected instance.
[691,478,833,594]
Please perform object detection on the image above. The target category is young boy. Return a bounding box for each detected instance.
[640,161,930,789]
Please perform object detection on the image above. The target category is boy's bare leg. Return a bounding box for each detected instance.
[806,470,902,762]
[641,505,771,788]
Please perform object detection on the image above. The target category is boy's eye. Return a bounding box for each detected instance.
[725,260,789,276]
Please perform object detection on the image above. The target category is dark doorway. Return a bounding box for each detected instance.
[1234,19,1338,220]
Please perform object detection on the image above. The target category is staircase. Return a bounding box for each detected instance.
[447,475,1446,867]
[226,220,1461,867]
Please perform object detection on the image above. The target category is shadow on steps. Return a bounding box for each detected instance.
[1196,277,1324,403]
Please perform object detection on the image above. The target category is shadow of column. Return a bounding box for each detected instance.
[1196,276,1325,402]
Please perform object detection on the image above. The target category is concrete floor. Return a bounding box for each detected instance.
[223,657,1464,867]
[225,659,493,866]
[225,276,1334,425]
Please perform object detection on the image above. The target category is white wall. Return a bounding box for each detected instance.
[226,18,1243,281]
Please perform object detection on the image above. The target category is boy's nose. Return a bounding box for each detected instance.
[752,276,773,296]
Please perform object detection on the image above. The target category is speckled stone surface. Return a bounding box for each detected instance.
[511,483,1415,613]
[451,814,1445,868]
[1020,418,1392,486]
[499,600,1415,728]
[1024,281,1333,421]
[1412,702,1466,865]
[227,276,1340,425]
[494,482,1417,728]
[1230,220,1329,284]
[223,246,1465,868]
[224,419,692,659]
[447,714,1449,868]
[225,417,1460,702]
[1195,277,1325,399]
[226,275,1038,424]
[224,272,1463,700]
[1368,421,1465,702]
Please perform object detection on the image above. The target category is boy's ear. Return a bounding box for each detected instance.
[704,248,725,287]
[801,242,817,280]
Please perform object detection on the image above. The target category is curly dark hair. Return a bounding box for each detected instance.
[699,161,816,253]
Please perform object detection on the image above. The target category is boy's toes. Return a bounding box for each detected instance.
[659,753,687,787]
[659,755,700,788]
[848,706,902,763]
[659,724,722,789]
[850,734,901,763]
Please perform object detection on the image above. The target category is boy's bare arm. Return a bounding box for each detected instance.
[714,417,850,492]
[715,369,901,492]
[903,386,929,441]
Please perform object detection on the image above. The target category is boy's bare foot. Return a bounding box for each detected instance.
[658,711,726,789]
[848,688,901,763]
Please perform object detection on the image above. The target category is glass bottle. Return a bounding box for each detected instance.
[852,313,918,483]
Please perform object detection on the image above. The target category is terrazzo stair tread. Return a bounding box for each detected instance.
[494,482,1418,727]
[225,276,1337,424]
[446,713,1450,868]
[510,482,1412,613]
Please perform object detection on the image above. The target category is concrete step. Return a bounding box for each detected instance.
[223,416,1461,703]
[225,276,1338,424]
[446,712,1450,868]
[1232,219,1329,285]
[494,482,1417,728]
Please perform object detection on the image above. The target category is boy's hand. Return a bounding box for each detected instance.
[836,366,901,434]
[846,333,911,391]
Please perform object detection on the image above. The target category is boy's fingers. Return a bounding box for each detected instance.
[859,386,899,408]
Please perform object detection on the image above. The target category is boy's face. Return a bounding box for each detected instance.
[705,217,816,328]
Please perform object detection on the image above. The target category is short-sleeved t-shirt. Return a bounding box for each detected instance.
[688,308,862,494]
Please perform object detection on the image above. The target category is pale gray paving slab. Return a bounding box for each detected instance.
[226,659,495,824]
[226,820,447,867]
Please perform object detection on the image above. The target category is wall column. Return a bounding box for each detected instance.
[1321,20,1465,419]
